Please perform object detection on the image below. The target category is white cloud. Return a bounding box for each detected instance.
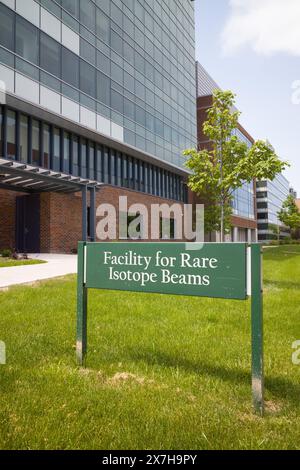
[222,0,300,56]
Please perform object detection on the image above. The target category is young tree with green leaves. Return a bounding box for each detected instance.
[278,195,300,239]
[183,89,289,242]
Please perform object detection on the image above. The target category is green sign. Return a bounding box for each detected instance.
[76,242,264,416]
[85,242,247,300]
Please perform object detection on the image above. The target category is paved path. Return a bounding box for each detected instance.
[0,254,77,288]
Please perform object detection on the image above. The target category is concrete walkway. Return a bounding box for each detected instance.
[0,254,77,288]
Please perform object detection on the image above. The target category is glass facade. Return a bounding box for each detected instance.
[256,174,290,240]
[0,0,197,168]
[231,128,255,220]
[0,104,186,202]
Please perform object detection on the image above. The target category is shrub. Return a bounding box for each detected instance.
[1,249,12,258]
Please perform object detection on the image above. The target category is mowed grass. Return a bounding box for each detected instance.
[0,258,46,268]
[0,246,299,450]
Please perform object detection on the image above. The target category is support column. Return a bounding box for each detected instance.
[233,226,239,242]
[89,186,96,242]
[248,228,252,243]
[82,186,87,242]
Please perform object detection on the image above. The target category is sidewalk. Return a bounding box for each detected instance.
[0,254,77,288]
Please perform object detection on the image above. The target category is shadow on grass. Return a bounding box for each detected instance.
[128,348,300,406]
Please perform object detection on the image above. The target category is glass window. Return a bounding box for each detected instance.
[111,90,123,114]
[89,142,95,180]
[110,151,115,186]
[61,0,79,19]
[16,16,39,65]
[80,60,96,98]
[124,98,135,120]
[40,33,61,78]
[97,71,110,106]
[96,10,110,43]
[80,0,95,32]
[124,155,130,188]
[16,57,39,81]
[96,145,103,182]
[7,110,16,159]
[80,39,96,66]
[32,119,40,166]
[117,153,122,187]
[62,47,79,88]
[103,147,109,183]
[111,30,122,55]
[53,128,60,171]
[80,139,87,178]
[96,51,110,75]
[0,4,14,51]
[43,124,50,169]
[63,132,70,173]
[20,115,28,163]
[72,135,79,176]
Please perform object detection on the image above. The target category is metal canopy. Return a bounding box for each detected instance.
[0,158,102,194]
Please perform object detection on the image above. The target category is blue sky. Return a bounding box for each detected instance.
[194,0,300,194]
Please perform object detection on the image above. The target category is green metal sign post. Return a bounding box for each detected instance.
[76,242,264,415]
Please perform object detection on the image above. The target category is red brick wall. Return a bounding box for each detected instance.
[38,186,186,253]
[0,189,26,251]
[40,192,82,253]
[95,185,185,242]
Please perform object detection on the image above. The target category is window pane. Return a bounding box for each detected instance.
[72,135,79,176]
[81,139,87,178]
[43,124,50,168]
[20,115,28,163]
[0,4,14,51]
[40,33,61,77]
[96,10,110,43]
[16,16,39,65]
[61,0,79,19]
[97,71,110,106]
[96,146,103,182]
[32,119,40,166]
[89,143,95,179]
[80,60,96,98]
[80,39,96,66]
[7,110,16,159]
[63,131,70,173]
[80,0,95,32]
[53,128,60,171]
[62,47,79,88]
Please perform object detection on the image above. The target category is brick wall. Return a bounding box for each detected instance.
[95,185,185,242]
[40,192,82,253]
[0,189,26,251]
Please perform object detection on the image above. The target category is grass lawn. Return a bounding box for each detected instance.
[0,245,299,450]
[0,258,46,268]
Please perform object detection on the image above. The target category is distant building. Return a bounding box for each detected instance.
[295,199,300,211]
[195,62,257,242]
[256,174,291,242]
[290,187,297,199]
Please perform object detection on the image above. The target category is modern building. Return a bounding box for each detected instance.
[290,187,297,199]
[0,0,197,253]
[256,174,291,242]
[195,62,257,242]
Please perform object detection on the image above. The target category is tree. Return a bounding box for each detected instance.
[184,89,289,241]
[278,195,300,239]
